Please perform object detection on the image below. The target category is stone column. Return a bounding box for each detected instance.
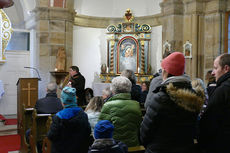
[160,0,227,80]
[182,0,205,78]
[160,0,184,52]
[202,0,226,78]
[32,0,74,97]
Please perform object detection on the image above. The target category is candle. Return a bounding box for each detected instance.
[106,67,109,73]
[138,67,140,73]
[55,68,57,71]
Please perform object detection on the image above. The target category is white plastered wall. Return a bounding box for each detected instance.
[0,51,30,114]
[73,0,163,88]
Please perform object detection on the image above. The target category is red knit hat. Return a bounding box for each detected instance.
[161,52,185,76]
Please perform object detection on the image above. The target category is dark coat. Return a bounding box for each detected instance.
[140,75,203,153]
[70,72,86,105]
[131,84,142,102]
[144,75,163,109]
[47,107,91,153]
[88,139,128,153]
[199,72,230,153]
[35,93,63,114]
[140,90,148,103]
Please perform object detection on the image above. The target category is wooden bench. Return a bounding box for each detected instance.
[29,110,51,153]
[19,104,34,153]
[128,145,145,153]
[42,116,52,153]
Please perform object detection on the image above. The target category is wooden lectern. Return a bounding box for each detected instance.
[17,78,38,132]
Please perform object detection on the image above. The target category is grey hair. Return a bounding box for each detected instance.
[121,69,136,84]
[111,76,132,94]
[102,87,112,96]
[47,82,57,93]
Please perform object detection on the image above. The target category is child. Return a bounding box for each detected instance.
[85,96,104,133]
[88,120,128,153]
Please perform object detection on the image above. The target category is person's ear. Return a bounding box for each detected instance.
[162,69,168,81]
[224,65,230,73]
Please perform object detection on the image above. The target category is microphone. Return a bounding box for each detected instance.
[24,67,42,81]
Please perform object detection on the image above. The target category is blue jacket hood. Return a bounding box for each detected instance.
[56,107,81,119]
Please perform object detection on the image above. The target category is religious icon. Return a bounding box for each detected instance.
[163,41,171,58]
[118,37,138,73]
[183,40,192,58]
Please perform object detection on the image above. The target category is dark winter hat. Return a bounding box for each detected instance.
[161,52,185,76]
[61,86,77,108]
[94,120,114,139]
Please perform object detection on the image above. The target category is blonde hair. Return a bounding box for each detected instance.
[85,96,104,112]
[191,78,206,101]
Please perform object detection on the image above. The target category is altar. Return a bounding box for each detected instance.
[100,9,153,83]
[92,83,111,96]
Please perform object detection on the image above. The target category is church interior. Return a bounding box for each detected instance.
[0,0,230,152]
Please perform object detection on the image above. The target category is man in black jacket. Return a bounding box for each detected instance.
[35,82,63,114]
[199,53,230,153]
[68,66,86,106]
[26,82,63,153]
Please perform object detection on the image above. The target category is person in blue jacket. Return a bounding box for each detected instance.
[88,120,128,153]
[47,86,91,153]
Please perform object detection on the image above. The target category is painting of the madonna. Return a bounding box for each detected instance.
[118,37,138,73]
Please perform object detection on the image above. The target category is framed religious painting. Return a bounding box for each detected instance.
[183,40,192,58]
[163,40,171,57]
[117,36,139,73]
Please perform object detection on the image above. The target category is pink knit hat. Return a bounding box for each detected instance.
[161,52,185,76]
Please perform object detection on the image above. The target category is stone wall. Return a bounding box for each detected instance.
[160,0,229,81]
[28,0,74,97]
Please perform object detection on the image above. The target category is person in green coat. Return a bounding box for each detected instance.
[99,76,142,147]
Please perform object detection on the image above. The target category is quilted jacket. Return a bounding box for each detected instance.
[99,93,142,147]
[140,75,203,153]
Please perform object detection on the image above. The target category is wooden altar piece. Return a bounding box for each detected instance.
[17,78,38,133]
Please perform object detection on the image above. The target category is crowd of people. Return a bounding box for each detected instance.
[30,52,230,153]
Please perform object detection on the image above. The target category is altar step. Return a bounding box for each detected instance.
[0,114,17,136]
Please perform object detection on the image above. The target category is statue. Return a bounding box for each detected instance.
[55,47,66,72]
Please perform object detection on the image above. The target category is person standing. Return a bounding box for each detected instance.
[121,69,142,102]
[140,52,203,153]
[199,53,230,153]
[47,86,91,153]
[68,66,86,106]
[99,76,142,147]
[144,51,173,109]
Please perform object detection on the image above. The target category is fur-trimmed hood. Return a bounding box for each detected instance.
[162,75,203,113]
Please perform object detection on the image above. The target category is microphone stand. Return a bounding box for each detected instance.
[24,67,42,81]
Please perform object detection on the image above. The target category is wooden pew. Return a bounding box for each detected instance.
[19,104,34,153]
[128,145,145,153]
[42,116,52,153]
[29,110,51,153]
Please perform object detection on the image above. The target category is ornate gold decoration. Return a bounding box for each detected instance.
[110,40,115,73]
[0,9,13,63]
[124,9,134,22]
[141,40,145,74]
